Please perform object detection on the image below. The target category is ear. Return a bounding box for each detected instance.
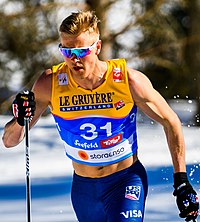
[95,40,101,55]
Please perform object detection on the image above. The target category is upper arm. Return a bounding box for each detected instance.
[127,68,179,126]
[29,69,52,128]
[2,70,52,148]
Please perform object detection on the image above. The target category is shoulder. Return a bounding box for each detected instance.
[32,69,52,102]
[127,67,152,86]
[127,67,154,103]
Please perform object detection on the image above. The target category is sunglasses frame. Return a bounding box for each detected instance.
[58,38,99,58]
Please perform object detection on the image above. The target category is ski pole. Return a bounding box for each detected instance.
[24,118,32,222]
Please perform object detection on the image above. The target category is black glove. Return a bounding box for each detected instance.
[173,172,199,221]
[12,90,36,126]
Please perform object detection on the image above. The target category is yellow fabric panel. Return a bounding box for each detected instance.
[51,59,134,119]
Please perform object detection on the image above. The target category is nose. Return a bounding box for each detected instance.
[70,53,79,61]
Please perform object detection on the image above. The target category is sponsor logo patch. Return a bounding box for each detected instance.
[120,210,142,218]
[100,133,123,148]
[58,73,68,85]
[74,140,98,149]
[114,100,125,110]
[113,68,123,82]
[125,186,141,200]
[90,147,125,160]
[59,92,115,111]
[78,151,89,160]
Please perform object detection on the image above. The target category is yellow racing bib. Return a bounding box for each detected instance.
[50,58,138,166]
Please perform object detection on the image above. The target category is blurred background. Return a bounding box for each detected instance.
[0,0,199,126]
[0,1,200,221]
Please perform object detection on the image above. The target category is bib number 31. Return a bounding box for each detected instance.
[80,122,112,140]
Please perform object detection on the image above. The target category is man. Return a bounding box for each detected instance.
[2,10,199,222]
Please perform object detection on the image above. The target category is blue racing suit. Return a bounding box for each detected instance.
[71,160,148,222]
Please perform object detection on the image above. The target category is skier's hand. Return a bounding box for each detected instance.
[12,90,36,126]
[173,172,199,221]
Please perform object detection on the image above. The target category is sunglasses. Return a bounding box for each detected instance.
[58,38,99,58]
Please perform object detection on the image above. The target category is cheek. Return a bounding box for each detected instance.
[63,58,73,68]
[83,56,96,69]
[63,57,69,63]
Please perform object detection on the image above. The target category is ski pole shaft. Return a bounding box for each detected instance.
[24,118,32,222]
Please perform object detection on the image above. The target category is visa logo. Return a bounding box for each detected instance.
[120,210,142,219]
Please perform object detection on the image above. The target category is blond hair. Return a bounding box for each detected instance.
[59,11,100,36]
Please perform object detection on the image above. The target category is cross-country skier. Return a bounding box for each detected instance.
[2,10,199,222]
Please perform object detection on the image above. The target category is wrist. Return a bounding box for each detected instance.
[173,172,189,189]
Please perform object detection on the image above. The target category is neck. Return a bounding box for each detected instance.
[71,61,107,90]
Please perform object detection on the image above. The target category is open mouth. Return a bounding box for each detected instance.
[73,66,84,71]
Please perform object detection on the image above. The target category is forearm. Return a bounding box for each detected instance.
[163,116,186,173]
[2,118,25,148]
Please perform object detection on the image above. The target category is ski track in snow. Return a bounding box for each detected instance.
[0,115,199,222]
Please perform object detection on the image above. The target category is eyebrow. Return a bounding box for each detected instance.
[59,37,99,49]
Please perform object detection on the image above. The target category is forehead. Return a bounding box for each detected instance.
[60,31,98,48]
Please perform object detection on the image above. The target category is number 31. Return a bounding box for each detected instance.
[80,122,112,140]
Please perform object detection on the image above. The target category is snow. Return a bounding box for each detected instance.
[0,115,199,222]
